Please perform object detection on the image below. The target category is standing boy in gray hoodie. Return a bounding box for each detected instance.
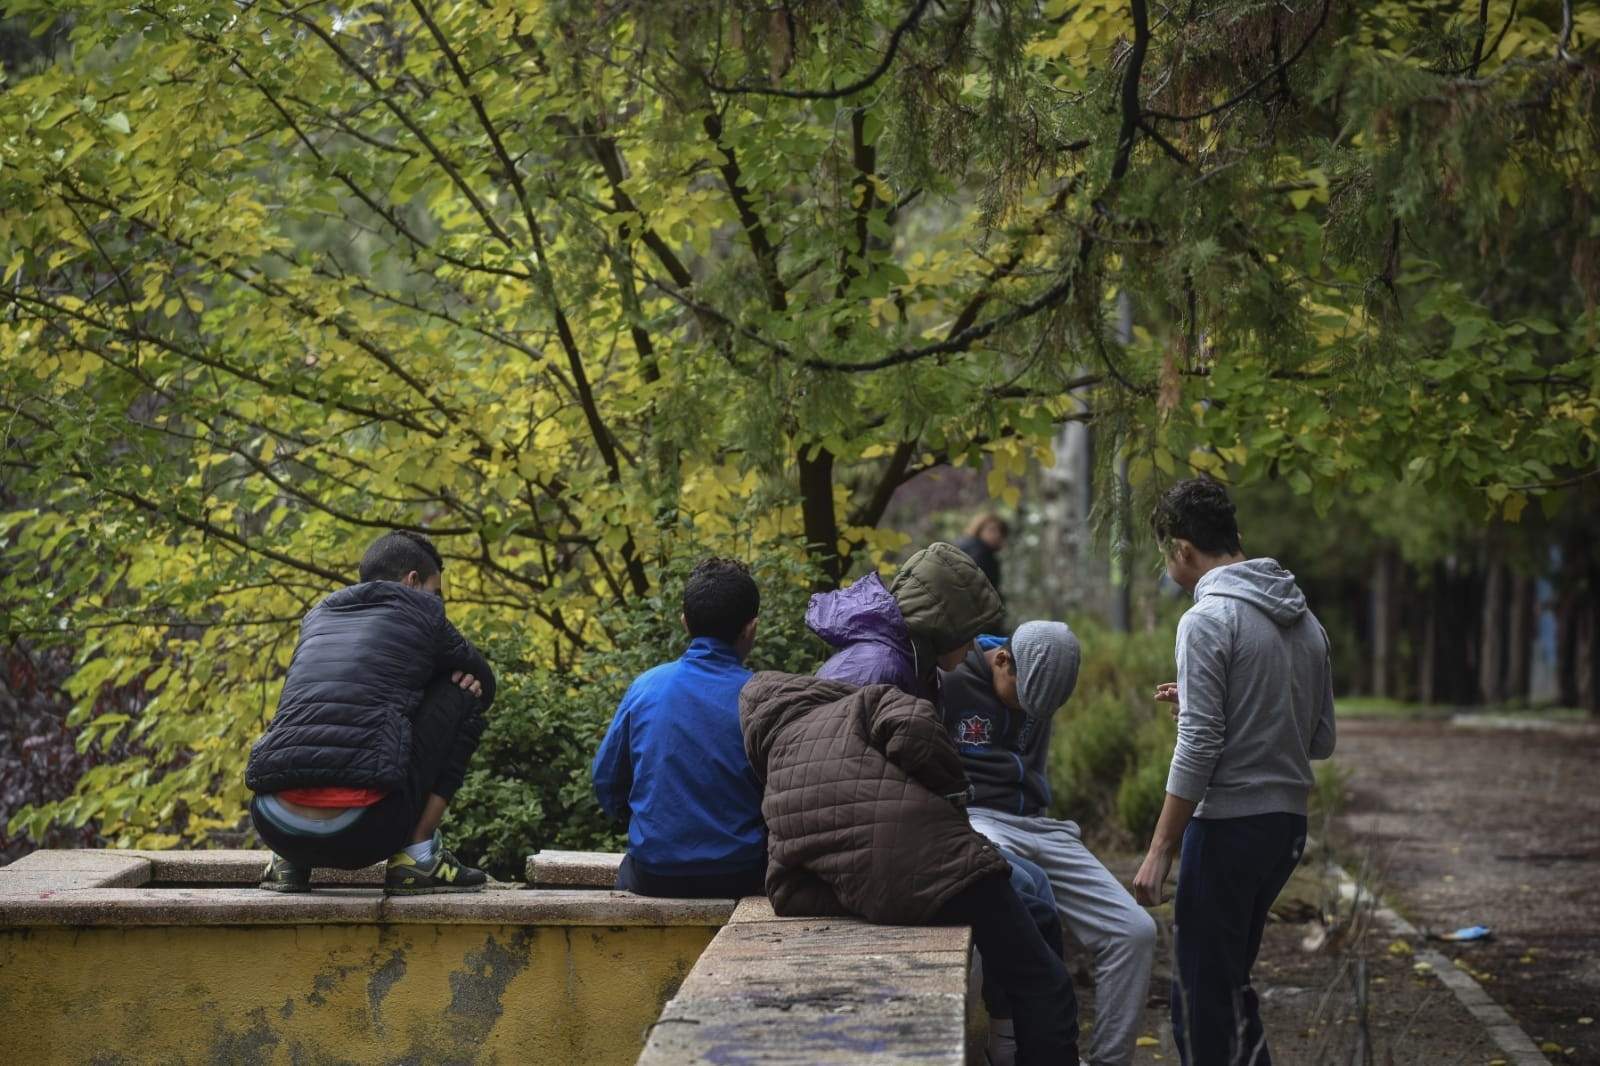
[1132,478,1336,1066]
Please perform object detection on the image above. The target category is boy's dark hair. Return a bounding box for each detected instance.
[1151,478,1242,556]
[682,558,760,643]
[359,530,444,583]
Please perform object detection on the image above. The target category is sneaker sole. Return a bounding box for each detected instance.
[384,884,487,896]
[258,882,313,893]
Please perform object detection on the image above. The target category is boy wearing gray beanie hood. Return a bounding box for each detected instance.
[941,621,1157,1066]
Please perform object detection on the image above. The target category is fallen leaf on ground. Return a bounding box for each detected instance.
[1136,1035,1160,1047]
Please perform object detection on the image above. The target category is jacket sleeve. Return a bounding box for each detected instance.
[866,688,970,799]
[435,611,497,709]
[1167,607,1231,802]
[591,693,634,824]
[1309,626,1337,760]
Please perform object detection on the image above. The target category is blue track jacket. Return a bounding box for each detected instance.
[591,637,766,875]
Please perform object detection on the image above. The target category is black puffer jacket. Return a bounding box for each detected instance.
[246,582,495,794]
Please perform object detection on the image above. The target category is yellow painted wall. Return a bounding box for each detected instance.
[0,922,715,1065]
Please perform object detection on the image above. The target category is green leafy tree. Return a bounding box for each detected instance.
[1,0,1595,846]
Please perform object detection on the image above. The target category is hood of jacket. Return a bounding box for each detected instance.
[1194,557,1308,627]
[888,543,1004,655]
[740,670,861,780]
[805,572,910,653]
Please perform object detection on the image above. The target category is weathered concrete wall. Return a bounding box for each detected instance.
[0,851,730,1066]
[0,921,712,1065]
[3,849,983,1065]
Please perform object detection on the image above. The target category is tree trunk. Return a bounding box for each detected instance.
[1370,549,1396,698]
[1478,548,1506,705]
[1583,544,1600,716]
[1419,564,1440,705]
[1557,591,1580,708]
[1505,572,1533,705]
[1578,608,1598,715]
[1426,557,1482,706]
[798,445,844,589]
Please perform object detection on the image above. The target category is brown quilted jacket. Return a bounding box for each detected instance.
[739,671,1010,924]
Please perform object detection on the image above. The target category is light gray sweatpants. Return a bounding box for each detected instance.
[970,808,1157,1066]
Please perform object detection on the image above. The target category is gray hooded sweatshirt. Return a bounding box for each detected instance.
[1168,558,1336,819]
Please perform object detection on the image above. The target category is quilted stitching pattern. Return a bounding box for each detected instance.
[740,671,1008,925]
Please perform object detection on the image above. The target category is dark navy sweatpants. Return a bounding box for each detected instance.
[1171,812,1307,1066]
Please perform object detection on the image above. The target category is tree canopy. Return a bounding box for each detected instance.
[2,0,1596,845]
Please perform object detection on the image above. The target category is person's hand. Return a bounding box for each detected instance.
[452,671,484,698]
[1133,847,1174,907]
[1154,681,1179,722]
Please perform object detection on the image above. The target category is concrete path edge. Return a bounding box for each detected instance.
[1327,859,1550,1066]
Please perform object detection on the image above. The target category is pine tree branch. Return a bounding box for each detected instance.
[1143,0,1331,124]
[702,0,935,100]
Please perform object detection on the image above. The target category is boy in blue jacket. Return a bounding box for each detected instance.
[592,558,767,898]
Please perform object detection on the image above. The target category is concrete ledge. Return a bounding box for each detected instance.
[2,851,980,1062]
[0,851,151,888]
[125,848,385,885]
[639,906,971,1065]
[0,884,735,928]
[2,848,387,886]
[526,849,624,888]
[727,894,815,924]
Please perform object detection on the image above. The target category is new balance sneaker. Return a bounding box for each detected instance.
[385,836,487,895]
[259,854,312,893]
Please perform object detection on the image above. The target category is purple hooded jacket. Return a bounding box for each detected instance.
[807,544,1005,702]
[807,572,927,697]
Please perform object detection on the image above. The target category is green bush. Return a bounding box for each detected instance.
[447,551,826,880]
[1116,713,1177,842]
[1048,693,1135,825]
[1046,618,1180,850]
[1308,759,1350,826]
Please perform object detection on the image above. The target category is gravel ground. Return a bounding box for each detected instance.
[1079,849,1506,1065]
[1328,716,1600,1065]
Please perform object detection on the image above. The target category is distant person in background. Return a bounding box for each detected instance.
[592,558,767,899]
[956,512,1008,600]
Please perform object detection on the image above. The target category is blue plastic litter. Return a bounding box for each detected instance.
[1439,925,1493,942]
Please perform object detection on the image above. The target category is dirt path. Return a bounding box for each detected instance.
[1094,849,1503,1065]
[1331,717,1600,1065]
